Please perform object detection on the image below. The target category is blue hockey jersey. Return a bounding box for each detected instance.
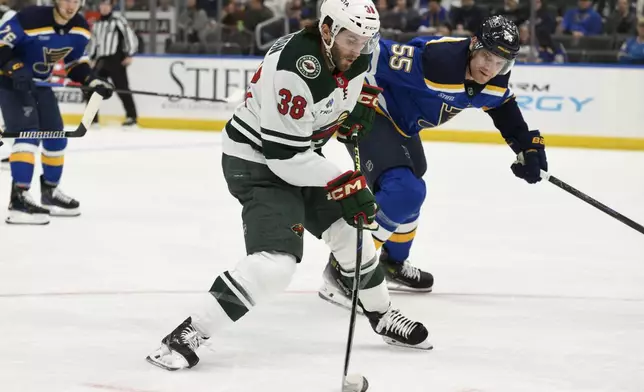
[366,36,528,139]
[0,6,91,83]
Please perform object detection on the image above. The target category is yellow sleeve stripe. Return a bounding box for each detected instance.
[375,106,410,138]
[482,95,514,111]
[425,37,468,46]
[425,78,465,93]
[485,85,507,93]
[482,85,507,97]
[24,27,55,36]
[70,27,91,39]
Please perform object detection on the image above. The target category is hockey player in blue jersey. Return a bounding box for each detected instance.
[320,16,548,302]
[0,0,113,225]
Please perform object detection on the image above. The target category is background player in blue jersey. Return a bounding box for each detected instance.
[320,16,548,303]
[0,0,113,225]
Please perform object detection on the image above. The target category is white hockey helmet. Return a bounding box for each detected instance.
[319,0,381,55]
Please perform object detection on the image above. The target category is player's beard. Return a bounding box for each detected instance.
[330,44,358,73]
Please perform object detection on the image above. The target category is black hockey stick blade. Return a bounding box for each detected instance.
[2,92,103,139]
[541,170,644,235]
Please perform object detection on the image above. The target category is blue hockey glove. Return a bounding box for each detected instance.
[336,84,382,144]
[507,130,548,184]
[86,76,114,99]
[3,59,34,92]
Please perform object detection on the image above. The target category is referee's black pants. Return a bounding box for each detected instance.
[91,55,138,121]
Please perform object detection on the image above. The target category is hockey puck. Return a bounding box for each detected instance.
[342,374,369,392]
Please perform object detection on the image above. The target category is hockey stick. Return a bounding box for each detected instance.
[36,81,235,103]
[341,136,369,392]
[541,170,644,235]
[2,92,103,139]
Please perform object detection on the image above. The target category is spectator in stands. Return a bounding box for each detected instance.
[178,0,210,43]
[221,0,244,28]
[517,23,537,61]
[285,0,302,31]
[605,0,638,34]
[242,0,273,33]
[493,0,529,27]
[535,27,567,62]
[198,0,220,18]
[561,0,603,36]
[618,17,644,63]
[379,0,411,31]
[158,0,175,12]
[517,23,566,63]
[533,0,557,34]
[124,0,147,11]
[594,0,616,18]
[375,0,389,14]
[285,0,315,31]
[450,0,486,35]
[418,0,450,32]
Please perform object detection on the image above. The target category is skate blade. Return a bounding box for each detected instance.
[386,281,433,293]
[382,336,433,350]
[5,210,50,225]
[42,205,81,217]
[146,355,180,371]
[318,285,364,315]
[145,345,190,371]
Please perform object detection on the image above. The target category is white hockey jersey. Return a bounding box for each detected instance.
[221,29,370,188]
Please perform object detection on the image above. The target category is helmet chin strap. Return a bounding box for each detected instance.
[320,23,341,70]
[323,39,336,69]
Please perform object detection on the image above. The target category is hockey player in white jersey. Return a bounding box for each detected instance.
[146,0,433,371]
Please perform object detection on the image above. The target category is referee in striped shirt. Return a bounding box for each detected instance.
[88,0,139,126]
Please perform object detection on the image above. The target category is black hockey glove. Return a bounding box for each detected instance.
[85,76,114,99]
[336,84,382,144]
[326,170,377,229]
[0,124,4,147]
[3,59,34,92]
[507,130,548,184]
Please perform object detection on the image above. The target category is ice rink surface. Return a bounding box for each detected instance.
[0,127,643,392]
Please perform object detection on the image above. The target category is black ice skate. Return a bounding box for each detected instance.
[146,317,209,371]
[318,254,365,315]
[6,183,50,225]
[365,307,433,350]
[40,175,81,217]
[380,248,434,292]
[122,117,137,127]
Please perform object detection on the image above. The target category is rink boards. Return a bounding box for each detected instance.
[57,56,644,150]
